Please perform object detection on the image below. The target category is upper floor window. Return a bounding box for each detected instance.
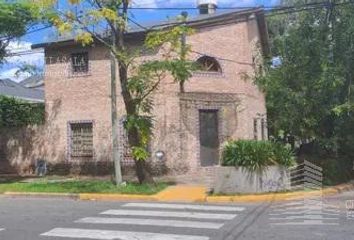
[196,56,222,73]
[71,52,89,73]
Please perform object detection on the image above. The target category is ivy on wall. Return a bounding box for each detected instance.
[0,95,45,127]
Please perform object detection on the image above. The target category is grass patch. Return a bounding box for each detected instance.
[0,179,170,195]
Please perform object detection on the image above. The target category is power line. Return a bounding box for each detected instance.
[5,0,352,41]
[122,2,324,10]
[5,0,354,57]
[0,25,52,41]
[6,50,44,57]
[121,0,351,10]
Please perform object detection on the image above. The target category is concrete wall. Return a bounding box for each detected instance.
[212,166,291,194]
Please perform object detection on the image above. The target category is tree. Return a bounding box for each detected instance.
[256,1,354,182]
[0,1,35,63]
[35,0,195,184]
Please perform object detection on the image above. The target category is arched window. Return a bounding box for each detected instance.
[196,56,222,73]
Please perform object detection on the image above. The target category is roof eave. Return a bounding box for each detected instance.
[32,8,265,50]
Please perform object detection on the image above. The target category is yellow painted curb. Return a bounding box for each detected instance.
[79,193,156,201]
[2,183,353,203]
[154,185,207,202]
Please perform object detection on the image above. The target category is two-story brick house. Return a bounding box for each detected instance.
[32,6,269,182]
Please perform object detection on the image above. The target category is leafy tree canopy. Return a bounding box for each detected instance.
[257,1,354,182]
[0,1,36,62]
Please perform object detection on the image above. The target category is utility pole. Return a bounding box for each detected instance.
[179,11,188,93]
[111,26,123,186]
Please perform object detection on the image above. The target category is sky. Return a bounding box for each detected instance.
[0,0,278,82]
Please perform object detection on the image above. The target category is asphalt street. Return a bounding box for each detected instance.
[0,191,353,240]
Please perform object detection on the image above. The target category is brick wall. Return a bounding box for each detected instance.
[19,13,268,181]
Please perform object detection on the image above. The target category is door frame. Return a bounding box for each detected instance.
[197,107,223,167]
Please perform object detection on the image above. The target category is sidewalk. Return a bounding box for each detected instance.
[3,182,354,203]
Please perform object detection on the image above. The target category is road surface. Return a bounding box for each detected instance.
[0,191,353,240]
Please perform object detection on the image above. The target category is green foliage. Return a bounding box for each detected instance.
[125,114,153,161]
[0,1,36,62]
[0,95,45,127]
[131,146,150,161]
[145,25,194,50]
[0,179,170,195]
[222,140,295,172]
[257,4,354,161]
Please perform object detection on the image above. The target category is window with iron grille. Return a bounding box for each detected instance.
[70,122,93,157]
[71,52,89,73]
[253,118,258,140]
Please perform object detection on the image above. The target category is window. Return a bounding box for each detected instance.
[253,118,258,140]
[71,52,89,73]
[70,122,93,157]
[261,118,267,140]
[196,56,222,73]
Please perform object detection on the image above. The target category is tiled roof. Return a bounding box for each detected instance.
[19,75,44,89]
[32,8,265,49]
[0,78,44,102]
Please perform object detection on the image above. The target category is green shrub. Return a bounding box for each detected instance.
[0,95,44,127]
[222,140,295,172]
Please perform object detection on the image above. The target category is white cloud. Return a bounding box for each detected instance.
[131,0,158,8]
[0,41,44,82]
[0,67,31,82]
[5,41,44,66]
[7,41,32,53]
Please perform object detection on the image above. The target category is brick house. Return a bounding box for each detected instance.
[31,6,270,181]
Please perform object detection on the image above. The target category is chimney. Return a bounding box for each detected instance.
[197,0,217,15]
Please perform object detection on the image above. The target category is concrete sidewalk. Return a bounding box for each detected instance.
[3,182,354,203]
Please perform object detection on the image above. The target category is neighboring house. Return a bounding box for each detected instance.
[19,75,44,90]
[30,5,270,181]
[0,78,44,103]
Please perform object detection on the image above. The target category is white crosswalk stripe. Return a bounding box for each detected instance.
[40,202,247,240]
[76,217,224,229]
[41,228,210,240]
[0,228,4,232]
[123,203,245,212]
[101,209,237,220]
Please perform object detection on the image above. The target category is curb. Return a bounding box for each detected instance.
[3,192,79,199]
[206,183,354,203]
[2,183,353,203]
[79,193,156,201]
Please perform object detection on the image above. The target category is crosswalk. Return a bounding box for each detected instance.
[40,202,246,240]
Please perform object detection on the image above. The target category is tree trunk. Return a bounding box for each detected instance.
[126,123,155,184]
[111,19,122,186]
[116,0,154,184]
